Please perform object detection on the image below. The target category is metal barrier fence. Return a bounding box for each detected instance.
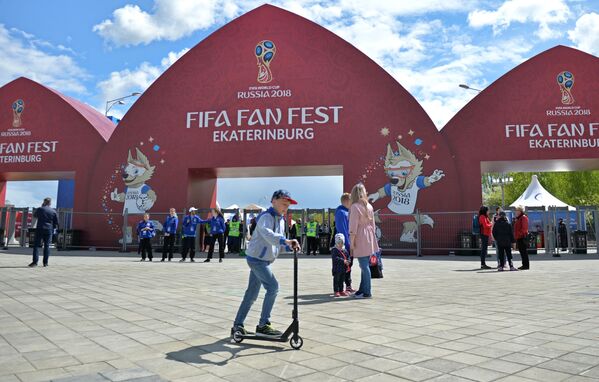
[1,206,597,256]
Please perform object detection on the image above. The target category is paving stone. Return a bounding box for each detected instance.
[100,368,156,381]
[451,365,508,382]
[2,252,599,382]
[387,364,442,381]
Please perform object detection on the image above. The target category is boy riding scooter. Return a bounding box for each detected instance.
[232,190,300,336]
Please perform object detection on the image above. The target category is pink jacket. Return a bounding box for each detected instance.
[349,201,379,258]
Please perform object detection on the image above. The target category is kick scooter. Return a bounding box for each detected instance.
[231,248,304,350]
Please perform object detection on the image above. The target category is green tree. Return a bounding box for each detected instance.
[502,171,599,207]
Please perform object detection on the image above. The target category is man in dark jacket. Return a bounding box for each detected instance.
[29,197,59,267]
[492,212,517,271]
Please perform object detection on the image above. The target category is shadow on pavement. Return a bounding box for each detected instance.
[284,293,354,305]
[166,338,289,366]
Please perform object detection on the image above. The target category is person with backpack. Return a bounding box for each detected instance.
[232,190,300,337]
[492,211,517,271]
[478,206,493,270]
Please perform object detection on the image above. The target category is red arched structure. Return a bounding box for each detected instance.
[85,4,460,246]
[0,77,116,213]
[442,45,599,210]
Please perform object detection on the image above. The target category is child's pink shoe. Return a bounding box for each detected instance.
[334,292,342,298]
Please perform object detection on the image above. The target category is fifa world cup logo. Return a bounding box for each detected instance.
[556,71,574,105]
[255,40,276,84]
[12,99,25,128]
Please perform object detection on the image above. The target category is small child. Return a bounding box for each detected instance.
[332,233,351,297]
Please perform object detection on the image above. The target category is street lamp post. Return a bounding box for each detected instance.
[105,92,142,116]
[459,84,483,93]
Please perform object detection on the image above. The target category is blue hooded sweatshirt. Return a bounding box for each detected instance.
[137,220,155,239]
[334,204,350,252]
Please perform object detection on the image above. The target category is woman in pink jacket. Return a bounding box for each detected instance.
[349,183,379,299]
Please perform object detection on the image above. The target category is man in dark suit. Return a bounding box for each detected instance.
[29,197,59,267]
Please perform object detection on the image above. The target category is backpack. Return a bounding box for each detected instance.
[472,214,481,235]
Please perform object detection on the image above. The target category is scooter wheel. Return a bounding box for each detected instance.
[232,331,244,343]
[290,336,303,350]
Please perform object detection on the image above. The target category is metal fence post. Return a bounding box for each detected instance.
[416,209,422,257]
[62,210,68,250]
[595,209,599,255]
[122,208,128,252]
[20,208,27,247]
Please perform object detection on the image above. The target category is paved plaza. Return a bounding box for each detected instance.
[1,249,599,382]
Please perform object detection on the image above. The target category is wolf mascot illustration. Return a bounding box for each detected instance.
[368,141,444,243]
[111,148,157,214]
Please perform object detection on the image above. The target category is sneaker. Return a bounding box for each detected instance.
[334,292,342,298]
[232,325,249,336]
[203,259,210,263]
[497,267,504,272]
[43,264,48,267]
[179,259,186,262]
[481,264,492,269]
[340,291,349,297]
[346,287,355,293]
[355,294,372,299]
[256,323,282,337]
[28,263,37,267]
[510,266,518,271]
[518,266,529,270]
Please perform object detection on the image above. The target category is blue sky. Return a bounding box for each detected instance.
[1,0,599,207]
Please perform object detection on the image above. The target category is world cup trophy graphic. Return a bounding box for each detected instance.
[12,99,25,128]
[557,71,575,105]
[255,40,276,83]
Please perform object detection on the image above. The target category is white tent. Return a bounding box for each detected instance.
[510,175,574,210]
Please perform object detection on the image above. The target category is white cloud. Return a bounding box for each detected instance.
[93,0,240,46]
[97,48,189,118]
[468,0,571,40]
[5,181,58,208]
[93,0,541,128]
[0,24,87,93]
[94,0,478,46]
[391,38,534,128]
[568,12,599,56]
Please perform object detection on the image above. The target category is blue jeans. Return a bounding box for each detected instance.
[32,229,52,265]
[357,256,372,296]
[234,258,279,327]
